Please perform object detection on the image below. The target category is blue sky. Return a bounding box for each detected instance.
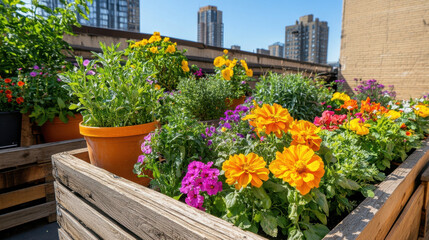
[140,0,343,62]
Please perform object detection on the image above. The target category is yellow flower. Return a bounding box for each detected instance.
[163,37,170,42]
[225,59,232,67]
[181,60,190,72]
[415,104,429,118]
[240,59,248,70]
[148,34,162,43]
[150,47,158,54]
[153,31,161,36]
[221,67,233,80]
[242,103,294,138]
[230,59,238,68]
[130,39,148,48]
[130,64,136,69]
[222,153,269,190]
[223,49,228,55]
[246,69,253,77]
[221,127,227,132]
[269,145,325,195]
[384,110,401,120]
[165,44,176,53]
[331,92,351,102]
[213,56,225,68]
[289,120,322,151]
[347,118,371,135]
[154,84,161,90]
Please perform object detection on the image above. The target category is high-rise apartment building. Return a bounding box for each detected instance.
[39,0,140,32]
[285,15,328,64]
[269,42,285,58]
[256,48,270,55]
[197,6,223,47]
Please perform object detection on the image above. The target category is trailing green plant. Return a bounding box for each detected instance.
[61,43,162,127]
[0,0,90,77]
[253,73,331,121]
[175,76,232,121]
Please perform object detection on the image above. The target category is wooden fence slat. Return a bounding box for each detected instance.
[0,201,56,231]
[58,228,73,240]
[0,184,47,210]
[0,163,51,190]
[53,151,265,240]
[0,138,86,170]
[386,185,424,240]
[324,139,429,240]
[57,207,99,240]
[55,182,137,240]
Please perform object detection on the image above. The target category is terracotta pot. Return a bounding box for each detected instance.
[225,95,246,110]
[41,113,83,143]
[79,121,159,186]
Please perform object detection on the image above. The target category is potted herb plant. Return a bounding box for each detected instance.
[213,49,252,109]
[0,76,25,149]
[61,43,162,185]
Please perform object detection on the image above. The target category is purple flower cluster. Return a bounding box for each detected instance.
[180,161,222,211]
[220,105,250,123]
[354,79,396,99]
[201,126,216,139]
[138,133,154,164]
[193,68,203,77]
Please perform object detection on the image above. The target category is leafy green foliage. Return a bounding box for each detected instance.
[0,0,90,77]
[61,43,162,127]
[253,73,332,121]
[175,76,232,121]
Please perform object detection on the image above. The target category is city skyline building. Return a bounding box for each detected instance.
[197,5,224,47]
[231,45,241,50]
[256,48,270,55]
[285,14,329,64]
[268,42,285,58]
[39,0,140,32]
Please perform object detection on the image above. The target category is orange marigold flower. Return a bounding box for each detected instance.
[222,153,269,190]
[269,145,325,195]
[18,81,25,87]
[400,123,407,129]
[289,120,322,151]
[341,99,358,111]
[4,78,11,83]
[242,103,294,138]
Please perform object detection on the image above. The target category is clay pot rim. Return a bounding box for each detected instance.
[79,120,159,138]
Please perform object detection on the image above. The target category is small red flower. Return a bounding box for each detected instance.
[400,123,406,129]
[16,97,24,104]
[0,90,3,93]
[7,98,12,102]
[6,94,12,99]
[18,81,25,87]
[5,89,12,95]
[4,78,11,83]
[406,131,412,136]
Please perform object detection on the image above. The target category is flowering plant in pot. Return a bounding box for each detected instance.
[126,31,191,91]
[0,76,25,148]
[61,43,163,185]
[213,49,252,108]
[16,66,82,142]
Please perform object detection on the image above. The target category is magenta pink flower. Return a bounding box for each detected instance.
[314,110,347,130]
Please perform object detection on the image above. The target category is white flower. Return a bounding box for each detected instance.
[403,108,413,113]
[391,105,399,110]
[419,98,424,102]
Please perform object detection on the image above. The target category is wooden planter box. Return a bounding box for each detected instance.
[52,140,429,240]
[0,139,86,231]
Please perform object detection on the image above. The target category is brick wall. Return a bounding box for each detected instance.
[340,0,429,99]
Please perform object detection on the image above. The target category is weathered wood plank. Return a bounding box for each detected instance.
[386,184,424,240]
[52,151,265,240]
[324,139,429,240]
[0,184,47,210]
[55,182,136,240]
[57,207,99,240]
[58,228,73,240]
[0,138,86,170]
[0,163,51,190]
[0,201,56,231]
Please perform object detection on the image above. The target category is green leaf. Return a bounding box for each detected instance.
[261,212,278,237]
[252,187,271,209]
[336,177,360,190]
[288,226,305,240]
[313,189,329,215]
[57,97,66,109]
[236,215,251,230]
